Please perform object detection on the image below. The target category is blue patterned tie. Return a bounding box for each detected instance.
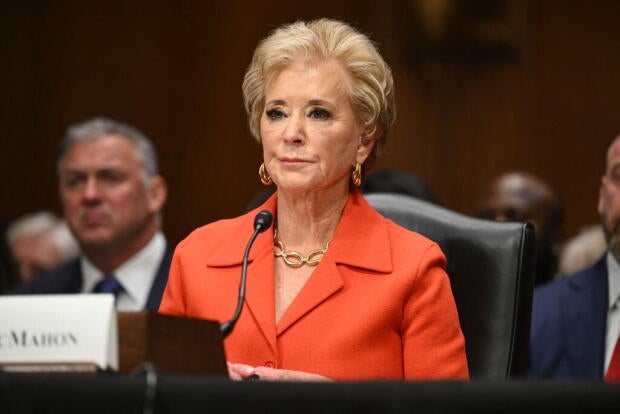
[92,275,124,297]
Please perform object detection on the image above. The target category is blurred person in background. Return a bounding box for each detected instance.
[7,211,79,284]
[476,171,564,285]
[530,134,620,380]
[8,117,170,312]
[558,224,606,277]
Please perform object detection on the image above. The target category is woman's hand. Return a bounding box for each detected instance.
[227,362,332,382]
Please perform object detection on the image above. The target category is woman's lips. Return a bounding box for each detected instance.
[280,157,310,163]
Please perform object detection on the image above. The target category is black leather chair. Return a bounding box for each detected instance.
[365,193,535,379]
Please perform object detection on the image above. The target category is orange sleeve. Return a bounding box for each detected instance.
[402,243,469,380]
[157,246,187,316]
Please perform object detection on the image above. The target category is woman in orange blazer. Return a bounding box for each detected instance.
[159,18,468,381]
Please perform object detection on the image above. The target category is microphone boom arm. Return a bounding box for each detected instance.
[220,210,273,338]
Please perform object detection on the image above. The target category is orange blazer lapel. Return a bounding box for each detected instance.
[276,257,344,336]
[244,236,277,353]
[276,191,392,336]
[205,196,279,354]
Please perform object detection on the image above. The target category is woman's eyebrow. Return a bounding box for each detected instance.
[308,99,331,106]
[265,99,286,106]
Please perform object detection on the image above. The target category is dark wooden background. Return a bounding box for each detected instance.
[2,0,619,246]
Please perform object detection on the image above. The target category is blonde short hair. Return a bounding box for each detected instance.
[242,18,396,172]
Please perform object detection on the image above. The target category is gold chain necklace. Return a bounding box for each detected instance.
[273,229,330,268]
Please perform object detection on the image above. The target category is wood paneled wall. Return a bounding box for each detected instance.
[2,0,619,246]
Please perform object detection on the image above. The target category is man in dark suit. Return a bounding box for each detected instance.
[9,117,170,311]
[530,134,620,379]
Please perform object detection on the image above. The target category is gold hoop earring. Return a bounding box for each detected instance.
[352,162,362,187]
[259,163,273,185]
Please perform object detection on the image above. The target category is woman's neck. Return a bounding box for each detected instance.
[275,184,350,251]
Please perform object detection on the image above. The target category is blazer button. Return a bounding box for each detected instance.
[264,361,274,368]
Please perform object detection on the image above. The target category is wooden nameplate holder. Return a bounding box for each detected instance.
[117,312,227,375]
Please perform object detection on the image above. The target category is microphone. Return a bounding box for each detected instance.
[220,210,273,338]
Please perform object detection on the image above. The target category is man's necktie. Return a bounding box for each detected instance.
[92,275,124,297]
[606,336,620,381]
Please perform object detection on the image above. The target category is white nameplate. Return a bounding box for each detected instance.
[0,295,118,371]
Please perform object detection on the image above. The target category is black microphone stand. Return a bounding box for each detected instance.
[220,211,272,338]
